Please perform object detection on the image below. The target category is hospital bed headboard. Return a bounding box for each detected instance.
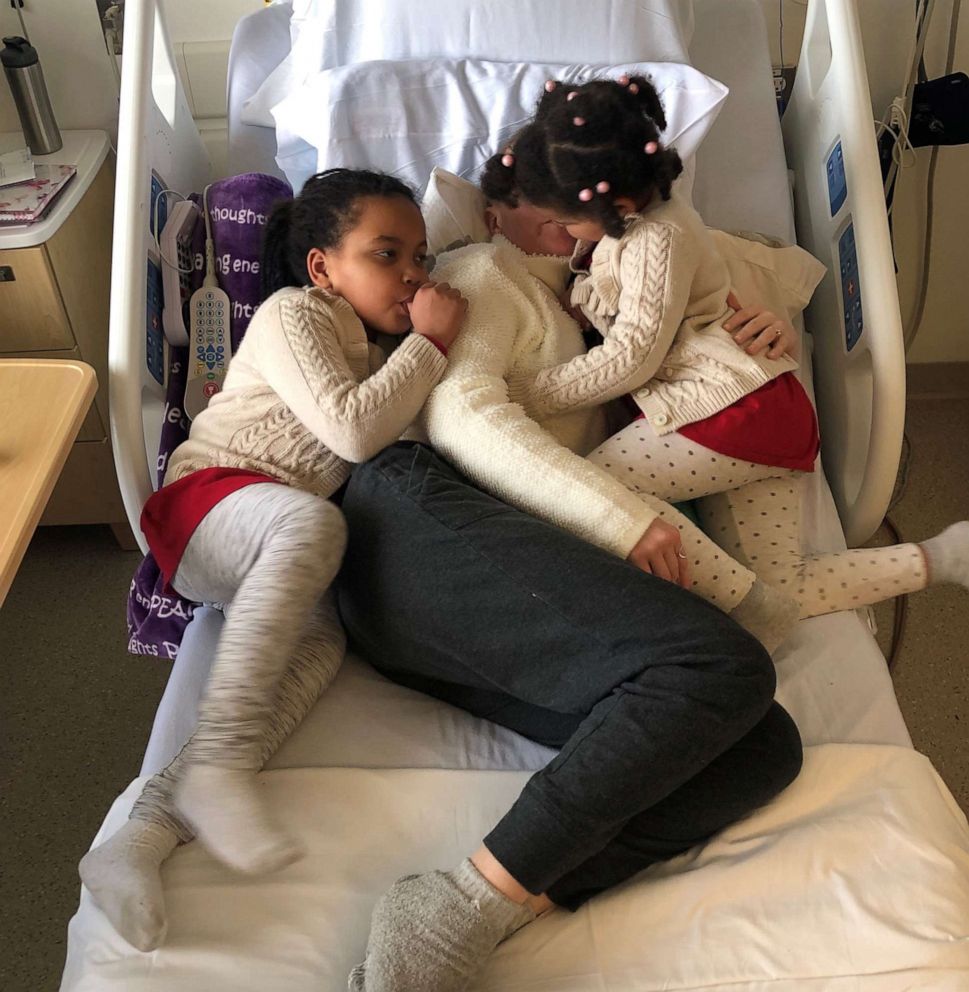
[109,0,904,553]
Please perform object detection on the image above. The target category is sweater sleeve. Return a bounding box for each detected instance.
[528,221,699,417]
[259,292,447,463]
[423,258,660,559]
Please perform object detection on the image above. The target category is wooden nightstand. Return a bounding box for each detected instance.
[0,131,134,548]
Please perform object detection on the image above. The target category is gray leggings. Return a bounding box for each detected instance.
[131,483,348,840]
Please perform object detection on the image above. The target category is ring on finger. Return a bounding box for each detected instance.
[676,548,688,559]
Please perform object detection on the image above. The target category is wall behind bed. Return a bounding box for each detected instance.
[0,0,964,363]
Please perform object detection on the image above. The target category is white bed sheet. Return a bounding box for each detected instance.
[65,746,969,991]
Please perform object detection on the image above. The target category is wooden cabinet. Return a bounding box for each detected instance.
[0,132,134,547]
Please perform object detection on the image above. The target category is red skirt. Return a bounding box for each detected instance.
[677,372,819,472]
[141,467,276,584]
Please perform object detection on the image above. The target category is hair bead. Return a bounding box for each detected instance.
[618,74,630,86]
[578,188,594,202]
[566,91,578,102]
[501,153,515,167]
[595,180,611,194]
[544,80,557,92]
[644,141,659,154]
[628,82,639,94]
[573,116,586,126]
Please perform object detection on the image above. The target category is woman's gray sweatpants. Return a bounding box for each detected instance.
[131,482,348,841]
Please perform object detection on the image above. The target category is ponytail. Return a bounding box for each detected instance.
[260,199,298,299]
[258,168,419,300]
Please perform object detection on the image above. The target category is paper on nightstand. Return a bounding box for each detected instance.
[0,147,35,187]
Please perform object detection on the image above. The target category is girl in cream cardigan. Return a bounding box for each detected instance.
[79,168,466,951]
[490,75,969,632]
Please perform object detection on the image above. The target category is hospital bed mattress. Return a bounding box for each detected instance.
[62,2,968,990]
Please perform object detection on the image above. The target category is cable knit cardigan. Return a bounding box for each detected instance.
[423,235,662,559]
[529,189,799,433]
[166,286,446,497]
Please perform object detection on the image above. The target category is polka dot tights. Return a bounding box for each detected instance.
[588,421,928,619]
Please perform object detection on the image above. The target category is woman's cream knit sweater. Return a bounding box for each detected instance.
[423,236,661,559]
[166,286,446,498]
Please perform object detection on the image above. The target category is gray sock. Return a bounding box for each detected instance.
[348,858,535,992]
[921,522,969,587]
[78,818,178,951]
[730,579,800,655]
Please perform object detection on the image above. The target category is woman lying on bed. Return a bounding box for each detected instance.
[340,174,806,989]
[347,121,969,986]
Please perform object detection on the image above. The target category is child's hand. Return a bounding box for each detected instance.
[409,281,468,351]
[558,287,591,330]
[724,291,800,361]
[627,518,691,589]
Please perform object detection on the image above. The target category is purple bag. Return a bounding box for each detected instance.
[127,173,294,660]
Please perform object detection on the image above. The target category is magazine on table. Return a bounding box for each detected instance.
[0,164,77,225]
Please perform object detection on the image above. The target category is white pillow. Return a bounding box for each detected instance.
[270,59,728,198]
[422,169,490,258]
[244,0,696,128]
[710,230,827,321]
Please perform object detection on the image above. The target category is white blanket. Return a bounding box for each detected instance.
[63,744,969,991]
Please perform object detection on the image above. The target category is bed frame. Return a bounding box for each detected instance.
[108,0,905,552]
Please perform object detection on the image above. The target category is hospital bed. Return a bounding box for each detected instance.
[61,1,969,989]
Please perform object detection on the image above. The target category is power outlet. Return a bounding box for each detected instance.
[773,65,798,117]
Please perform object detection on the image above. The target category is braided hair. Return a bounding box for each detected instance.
[260,168,418,299]
[483,75,683,238]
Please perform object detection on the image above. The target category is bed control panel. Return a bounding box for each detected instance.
[145,252,166,385]
[826,140,847,216]
[147,171,169,385]
[838,222,864,352]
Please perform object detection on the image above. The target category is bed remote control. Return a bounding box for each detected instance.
[184,285,232,420]
[160,199,201,346]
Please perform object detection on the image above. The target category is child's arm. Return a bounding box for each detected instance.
[530,222,700,417]
[259,291,452,463]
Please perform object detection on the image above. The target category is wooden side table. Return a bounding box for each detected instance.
[0,130,134,548]
[0,359,97,607]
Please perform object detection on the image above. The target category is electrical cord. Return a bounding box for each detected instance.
[905,0,963,350]
[882,515,910,673]
[879,432,913,672]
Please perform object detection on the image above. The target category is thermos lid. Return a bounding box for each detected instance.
[1,37,39,69]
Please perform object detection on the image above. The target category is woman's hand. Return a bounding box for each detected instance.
[409,281,469,350]
[627,518,691,589]
[724,291,800,361]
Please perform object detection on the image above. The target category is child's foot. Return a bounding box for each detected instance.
[729,579,800,655]
[348,859,535,991]
[921,522,969,588]
[175,764,303,874]
[78,819,178,951]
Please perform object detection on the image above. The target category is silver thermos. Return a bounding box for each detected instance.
[1,36,62,156]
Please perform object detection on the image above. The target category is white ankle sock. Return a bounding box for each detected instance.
[921,522,969,588]
[349,859,535,991]
[78,819,178,951]
[175,764,303,875]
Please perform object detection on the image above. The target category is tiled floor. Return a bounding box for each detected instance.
[1,394,966,992]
